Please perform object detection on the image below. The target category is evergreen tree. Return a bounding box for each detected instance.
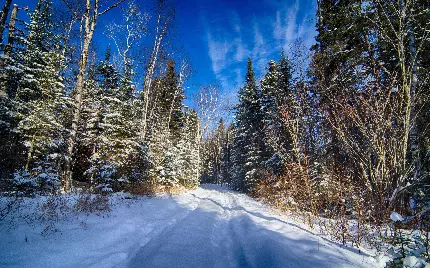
[146,59,197,189]
[213,119,226,184]
[276,51,293,109]
[162,59,184,139]
[259,55,294,174]
[177,108,200,188]
[81,48,144,190]
[15,0,70,172]
[260,61,278,126]
[232,58,264,192]
[220,124,234,186]
[80,69,104,187]
[0,3,27,176]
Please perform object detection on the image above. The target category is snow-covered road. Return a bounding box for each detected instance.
[0,185,376,268]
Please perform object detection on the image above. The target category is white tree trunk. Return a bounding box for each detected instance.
[64,0,124,192]
[140,15,168,141]
[0,0,12,45]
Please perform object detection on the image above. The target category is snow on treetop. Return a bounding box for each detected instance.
[389,211,403,222]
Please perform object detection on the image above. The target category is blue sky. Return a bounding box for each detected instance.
[175,0,317,106]
[13,0,317,106]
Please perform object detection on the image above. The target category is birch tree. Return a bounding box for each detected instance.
[0,4,18,99]
[0,0,13,45]
[365,0,430,209]
[106,1,149,74]
[195,85,220,141]
[140,0,174,141]
[62,0,125,192]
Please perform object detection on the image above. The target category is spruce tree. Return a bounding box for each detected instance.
[147,59,189,188]
[260,60,282,173]
[163,59,184,140]
[15,0,70,172]
[220,124,234,186]
[177,108,200,188]
[0,3,26,175]
[232,58,264,192]
[81,48,144,190]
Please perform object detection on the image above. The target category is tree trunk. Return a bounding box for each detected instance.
[4,4,17,57]
[25,134,36,171]
[140,15,168,141]
[406,8,420,181]
[64,0,98,192]
[0,0,12,45]
[63,0,125,192]
[0,3,17,99]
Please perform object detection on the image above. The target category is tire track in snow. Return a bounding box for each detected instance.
[115,193,202,268]
[122,185,375,268]
[125,191,225,268]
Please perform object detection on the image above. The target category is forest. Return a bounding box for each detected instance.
[0,0,429,267]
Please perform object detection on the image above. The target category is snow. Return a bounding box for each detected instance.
[410,198,416,210]
[403,256,420,267]
[0,185,376,268]
[390,211,404,222]
[375,254,391,267]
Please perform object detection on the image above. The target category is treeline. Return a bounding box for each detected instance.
[202,0,430,235]
[0,0,200,194]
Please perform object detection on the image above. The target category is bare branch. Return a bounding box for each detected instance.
[60,0,80,20]
[98,0,126,16]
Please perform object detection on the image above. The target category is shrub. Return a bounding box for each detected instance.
[74,194,111,214]
[253,163,314,215]
[39,195,72,236]
[13,166,61,196]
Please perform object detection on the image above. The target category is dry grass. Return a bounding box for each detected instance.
[253,163,314,214]
[74,194,110,214]
[125,182,188,196]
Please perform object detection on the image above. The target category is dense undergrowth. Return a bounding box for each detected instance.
[252,169,430,267]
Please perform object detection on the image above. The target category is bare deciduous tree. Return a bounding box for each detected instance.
[140,0,174,141]
[106,1,149,73]
[0,0,12,45]
[194,85,220,141]
[62,0,126,192]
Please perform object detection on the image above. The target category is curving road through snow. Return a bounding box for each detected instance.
[0,184,376,268]
[124,185,374,268]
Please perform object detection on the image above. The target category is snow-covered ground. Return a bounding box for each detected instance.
[0,184,377,268]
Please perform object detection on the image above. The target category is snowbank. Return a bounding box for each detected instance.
[0,185,376,267]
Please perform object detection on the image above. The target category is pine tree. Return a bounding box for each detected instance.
[220,124,234,186]
[80,68,104,187]
[148,119,171,185]
[232,58,264,192]
[145,58,196,188]
[276,51,293,109]
[214,119,226,184]
[177,108,200,188]
[0,3,26,175]
[162,59,184,140]
[81,48,144,190]
[260,58,287,174]
[15,0,70,172]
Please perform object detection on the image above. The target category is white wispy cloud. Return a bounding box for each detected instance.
[205,13,249,96]
[207,32,231,76]
[273,11,283,41]
[253,23,264,47]
[206,30,246,95]
[205,0,316,103]
[284,0,299,43]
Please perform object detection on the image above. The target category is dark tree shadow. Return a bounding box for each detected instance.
[126,189,373,268]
